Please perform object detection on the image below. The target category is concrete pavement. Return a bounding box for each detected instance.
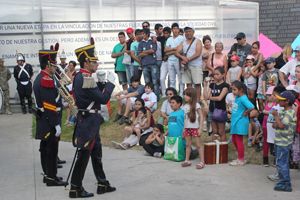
[0,113,300,200]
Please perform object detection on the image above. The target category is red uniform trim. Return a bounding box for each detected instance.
[80,69,92,77]
[41,71,55,88]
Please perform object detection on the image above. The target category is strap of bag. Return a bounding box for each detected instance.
[213,83,216,109]
[116,45,125,64]
[211,53,214,69]
[185,37,196,55]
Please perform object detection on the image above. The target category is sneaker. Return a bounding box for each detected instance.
[119,116,128,125]
[181,160,192,167]
[229,159,245,166]
[227,137,232,144]
[225,122,230,132]
[144,151,151,156]
[202,123,207,132]
[255,143,263,152]
[153,152,162,158]
[267,172,279,181]
[263,157,269,167]
[124,118,132,125]
[274,184,292,192]
[111,141,122,149]
[119,143,128,150]
[247,140,252,147]
[113,114,123,122]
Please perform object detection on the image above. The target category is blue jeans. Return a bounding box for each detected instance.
[142,65,159,99]
[68,113,76,125]
[133,65,142,80]
[168,62,183,96]
[126,63,134,85]
[275,144,292,187]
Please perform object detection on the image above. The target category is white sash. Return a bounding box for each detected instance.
[18,63,30,79]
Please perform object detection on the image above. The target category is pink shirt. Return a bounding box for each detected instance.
[263,101,275,128]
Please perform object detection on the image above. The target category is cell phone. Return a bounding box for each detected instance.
[205,77,210,82]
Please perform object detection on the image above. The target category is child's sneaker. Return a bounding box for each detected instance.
[111,141,121,149]
[247,140,252,147]
[227,137,232,144]
[144,151,151,156]
[267,172,279,181]
[263,157,269,167]
[229,159,245,166]
[202,123,208,132]
[119,143,128,150]
[153,152,162,158]
[181,160,192,167]
[255,143,263,152]
[274,184,292,192]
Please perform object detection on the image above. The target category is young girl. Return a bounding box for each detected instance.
[243,55,258,99]
[181,88,204,169]
[257,62,267,111]
[204,67,229,141]
[262,86,276,166]
[143,124,167,158]
[230,81,254,166]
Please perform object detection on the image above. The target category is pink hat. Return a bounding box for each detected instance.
[266,86,275,95]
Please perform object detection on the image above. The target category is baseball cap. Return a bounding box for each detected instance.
[266,86,275,95]
[265,57,276,63]
[286,85,300,93]
[0,58,4,62]
[275,91,295,104]
[126,28,134,34]
[246,54,255,60]
[234,32,246,39]
[184,25,195,32]
[294,45,300,52]
[230,56,239,61]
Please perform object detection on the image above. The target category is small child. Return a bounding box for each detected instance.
[252,113,264,152]
[142,82,158,113]
[262,57,279,99]
[272,91,297,192]
[243,54,258,99]
[226,55,242,86]
[262,86,276,166]
[143,124,167,158]
[132,107,148,140]
[247,98,260,147]
[229,81,254,166]
[257,62,267,111]
[181,88,205,169]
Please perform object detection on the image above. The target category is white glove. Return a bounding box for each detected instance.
[96,71,106,82]
[107,71,116,83]
[55,125,61,137]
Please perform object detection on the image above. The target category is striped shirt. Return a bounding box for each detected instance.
[274,108,297,146]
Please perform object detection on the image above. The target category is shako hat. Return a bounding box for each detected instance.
[75,37,98,63]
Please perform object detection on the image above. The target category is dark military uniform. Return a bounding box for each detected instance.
[13,63,33,113]
[33,48,65,186]
[69,42,116,198]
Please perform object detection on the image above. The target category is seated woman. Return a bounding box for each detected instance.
[157,87,177,125]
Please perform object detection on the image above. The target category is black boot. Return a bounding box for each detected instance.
[46,176,67,186]
[57,164,63,168]
[57,157,66,164]
[43,176,63,184]
[96,180,116,194]
[20,97,27,114]
[263,156,269,167]
[113,114,123,122]
[27,96,33,113]
[119,116,128,125]
[69,185,94,198]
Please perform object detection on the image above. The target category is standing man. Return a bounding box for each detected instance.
[33,47,66,186]
[112,32,127,91]
[59,50,68,70]
[175,25,203,102]
[138,28,160,99]
[130,29,143,79]
[0,58,12,115]
[155,23,163,78]
[123,27,136,86]
[13,53,33,114]
[227,32,252,68]
[69,39,116,198]
[165,22,185,97]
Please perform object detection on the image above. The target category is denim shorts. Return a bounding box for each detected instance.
[116,71,127,85]
[208,110,227,123]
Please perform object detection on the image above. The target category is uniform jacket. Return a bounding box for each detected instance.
[0,66,12,91]
[13,63,33,82]
[72,69,114,150]
[33,70,60,141]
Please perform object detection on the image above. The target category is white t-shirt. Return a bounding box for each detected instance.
[161,100,173,116]
[244,66,257,84]
[279,58,300,84]
[225,93,235,111]
[166,35,185,64]
[183,103,201,128]
[266,104,284,143]
[142,92,157,110]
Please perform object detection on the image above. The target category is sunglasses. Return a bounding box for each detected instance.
[166,93,173,96]
[209,80,215,82]
[142,26,149,28]
[236,38,242,40]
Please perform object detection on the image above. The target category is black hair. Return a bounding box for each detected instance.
[69,60,76,67]
[258,113,264,125]
[142,28,150,36]
[273,85,286,94]
[40,62,47,70]
[153,124,164,133]
[145,82,154,90]
[163,27,171,33]
[202,35,212,44]
[135,98,145,107]
[171,22,179,29]
[118,32,125,36]
[209,74,214,78]
[135,29,142,35]
[252,41,260,49]
[215,66,225,74]
[155,23,163,30]
[179,28,184,33]
[142,21,150,26]
[249,98,257,110]
[130,75,141,84]
[289,90,299,100]
[138,107,147,115]
[79,61,85,68]
[165,87,177,96]
[232,81,247,94]
[170,95,182,106]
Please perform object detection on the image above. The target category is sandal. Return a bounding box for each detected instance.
[196,162,205,169]
[181,160,192,167]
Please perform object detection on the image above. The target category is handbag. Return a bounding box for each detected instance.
[163,136,185,162]
[122,52,131,65]
[212,83,227,122]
